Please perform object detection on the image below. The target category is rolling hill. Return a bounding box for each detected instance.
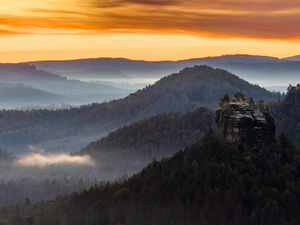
[30,55,299,88]
[0,66,278,153]
[0,83,68,109]
[0,63,131,105]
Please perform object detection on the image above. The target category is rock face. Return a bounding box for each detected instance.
[215,95,276,149]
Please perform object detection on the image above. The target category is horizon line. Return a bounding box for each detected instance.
[2,53,298,64]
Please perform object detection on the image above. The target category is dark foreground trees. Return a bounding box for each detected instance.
[0,131,300,225]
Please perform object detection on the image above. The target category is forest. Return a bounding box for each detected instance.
[0,65,278,153]
[0,77,298,214]
[271,84,300,145]
[0,66,297,225]
[0,131,299,225]
[0,108,214,206]
[1,0,300,222]
[80,107,214,173]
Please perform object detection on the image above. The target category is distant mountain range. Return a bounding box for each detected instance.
[0,65,278,153]
[283,55,300,61]
[1,54,296,109]
[0,83,67,109]
[0,63,131,108]
[30,54,300,88]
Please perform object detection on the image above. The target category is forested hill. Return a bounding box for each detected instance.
[0,66,278,152]
[148,65,276,108]
[3,131,300,225]
[0,63,129,103]
[80,107,214,173]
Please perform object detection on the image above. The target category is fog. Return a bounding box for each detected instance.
[0,60,294,208]
[0,146,157,207]
[15,152,95,167]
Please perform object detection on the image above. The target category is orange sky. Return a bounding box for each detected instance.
[1,0,300,62]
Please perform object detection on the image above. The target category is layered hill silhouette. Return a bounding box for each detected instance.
[283,55,300,61]
[2,131,300,225]
[0,83,68,109]
[30,55,299,87]
[0,63,63,81]
[30,55,279,80]
[80,107,214,174]
[0,66,277,152]
[0,63,131,106]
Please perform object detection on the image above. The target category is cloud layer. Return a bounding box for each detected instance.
[1,0,300,39]
[15,152,95,167]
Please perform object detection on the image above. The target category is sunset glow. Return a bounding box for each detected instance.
[1,0,300,61]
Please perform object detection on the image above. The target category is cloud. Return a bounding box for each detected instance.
[15,152,95,167]
[2,0,300,39]
[90,0,300,10]
[92,0,179,8]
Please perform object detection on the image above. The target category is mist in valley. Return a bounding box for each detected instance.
[0,56,297,217]
[0,142,155,207]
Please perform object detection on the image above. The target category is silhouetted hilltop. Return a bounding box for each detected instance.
[283,55,300,61]
[2,131,299,225]
[0,63,64,81]
[0,66,277,152]
[30,55,279,80]
[154,66,276,108]
[181,54,279,65]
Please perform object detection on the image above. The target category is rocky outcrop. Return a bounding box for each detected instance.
[216,94,276,149]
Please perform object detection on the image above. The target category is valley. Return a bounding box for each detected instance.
[0,65,278,153]
[0,57,298,225]
[2,0,300,223]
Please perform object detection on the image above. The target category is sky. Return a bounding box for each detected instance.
[1,0,300,62]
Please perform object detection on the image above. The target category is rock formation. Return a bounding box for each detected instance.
[215,93,276,150]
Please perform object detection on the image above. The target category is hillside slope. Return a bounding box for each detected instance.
[2,131,300,225]
[0,83,68,109]
[0,66,277,152]
[0,63,130,104]
[80,108,214,173]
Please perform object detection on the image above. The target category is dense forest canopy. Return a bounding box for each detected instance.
[0,108,214,207]
[271,84,300,146]
[0,65,295,225]
[79,107,214,174]
[1,131,299,225]
[81,107,214,157]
